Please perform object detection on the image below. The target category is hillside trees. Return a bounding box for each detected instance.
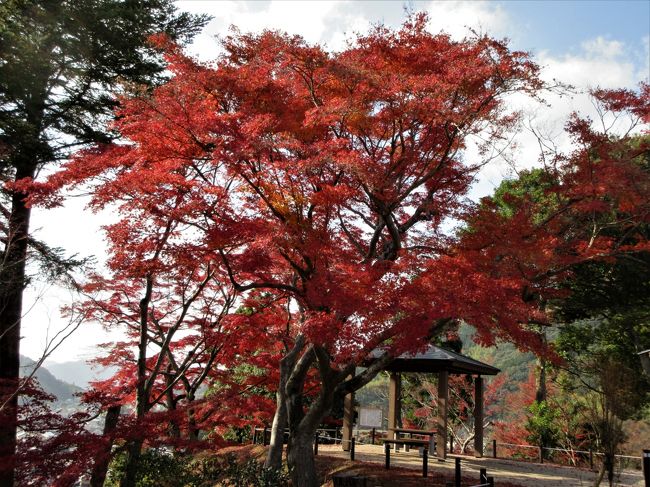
[30,17,650,486]
[482,101,650,477]
[0,2,208,484]
[402,372,508,454]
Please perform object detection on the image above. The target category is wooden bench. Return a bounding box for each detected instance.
[382,439,432,471]
[383,438,431,449]
[332,473,367,487]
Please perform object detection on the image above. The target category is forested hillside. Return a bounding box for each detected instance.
[18,356,81,402]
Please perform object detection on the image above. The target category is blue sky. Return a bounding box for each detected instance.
[505,0,649,55]
[23,0,650,364]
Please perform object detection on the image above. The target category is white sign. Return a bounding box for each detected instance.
[359,407,383,428]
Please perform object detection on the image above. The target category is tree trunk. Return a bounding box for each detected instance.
[164,371,180,440]
[120,275,153,487]
[605,453,614,487]
[187,397,199,442]
[90,405,122,487]
[287,433,318,487]
[0,163,35,487]
[264,386,288,469]
[120,439,144,487]
[592,462,606,487]
[265,335,306,469]
[535,359,547,403]
[265,347,303,468]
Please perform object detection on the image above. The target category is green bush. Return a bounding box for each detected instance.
[106,449,202,487]
[106,449,289,487]
[219,455,290,487]
[526,400,560,450]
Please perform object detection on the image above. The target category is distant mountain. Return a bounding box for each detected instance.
[19,355,83,401]
[458,323,536,389]
[47,360,116,389]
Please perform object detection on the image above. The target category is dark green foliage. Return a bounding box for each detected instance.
[218,455,290,487]
[106,449,203,487]
[491,168,559,222]
[459,323,536,390]
[106,450,290,487]
[0,0,209,173]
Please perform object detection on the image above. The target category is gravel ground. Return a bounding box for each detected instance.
[317,444,645,487]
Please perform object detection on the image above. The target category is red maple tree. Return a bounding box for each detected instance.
[22,15,649,486]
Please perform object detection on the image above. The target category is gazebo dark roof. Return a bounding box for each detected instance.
[368,344,500,376]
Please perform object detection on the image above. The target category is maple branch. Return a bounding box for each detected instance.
[339,351,394,395]
[337,208,366,257]
[218,248,300,294]
[144,268,215,402]
[286,345,315,396]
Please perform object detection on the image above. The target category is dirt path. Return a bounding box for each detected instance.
[317,444,645,487]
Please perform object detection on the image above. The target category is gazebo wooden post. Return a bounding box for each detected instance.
[437,370,448,459]
[342,373,355,451]
[474,375,484,457]
[387,371,401,440]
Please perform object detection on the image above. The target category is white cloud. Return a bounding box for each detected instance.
[180,0,374,59]
[424,0,513,40]
[581,36,625,59]
[539,38,637,91]
[469,35,647,200]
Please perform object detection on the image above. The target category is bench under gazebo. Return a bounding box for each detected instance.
[341,345,500,459]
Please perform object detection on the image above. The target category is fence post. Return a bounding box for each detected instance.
[487,476,494,487]
[423,448,428,477]
[252,427,257,445]
[455,457,461,487]
[314,433,319,455]
[492,439,497,459]
[263,427,269,446]
[479,468,487,484]
[539,445,544,464]
[643,449,649,487]
[385,442,390,469]
[589,449,594,470]
[450,435,454,454]
[372,427,376,445]
[350,437,355,461]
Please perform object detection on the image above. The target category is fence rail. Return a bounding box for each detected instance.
[490,441,643,471]
[251,427,644,474]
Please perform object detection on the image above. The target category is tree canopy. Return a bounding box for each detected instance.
[15,13,650,486]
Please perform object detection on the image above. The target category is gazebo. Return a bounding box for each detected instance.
[341,345,500,459]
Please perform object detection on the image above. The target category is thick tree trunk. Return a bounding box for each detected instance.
[287,433,318,487]
[265,335,306,469]
[0,164,35,487]
[90,405,122,487]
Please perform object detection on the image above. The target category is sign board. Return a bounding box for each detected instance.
[359,407,382,428]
